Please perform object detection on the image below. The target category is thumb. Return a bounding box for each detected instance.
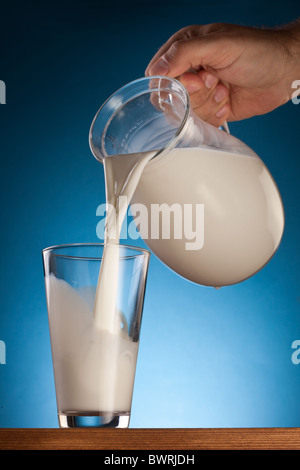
[147,37,219,78]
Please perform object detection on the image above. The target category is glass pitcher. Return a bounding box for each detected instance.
[89,76,284,287]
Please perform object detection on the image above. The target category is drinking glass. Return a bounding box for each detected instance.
[42,243,150,428]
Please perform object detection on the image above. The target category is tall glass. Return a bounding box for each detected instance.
[42,243,150,428]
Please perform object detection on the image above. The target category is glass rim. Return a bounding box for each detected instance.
[89,75,190,162]
[42,242,150,261]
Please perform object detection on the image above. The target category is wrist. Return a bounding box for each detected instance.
[281,20,300,97]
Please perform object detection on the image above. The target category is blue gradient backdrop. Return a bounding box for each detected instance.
[0,0,299,428]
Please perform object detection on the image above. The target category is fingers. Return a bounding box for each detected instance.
[145,26,195,77]
[146,36,222,79]
[145,25,232,127]
[178,70,231,127]
[146,37,198,77]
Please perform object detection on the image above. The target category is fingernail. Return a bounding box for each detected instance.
[149,57,169,76]
[214,87,227,103]
[185,82,200,93]
[216,105,228,118]
[205,74,218,89]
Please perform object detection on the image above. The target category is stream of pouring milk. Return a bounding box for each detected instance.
[93,151,155,332]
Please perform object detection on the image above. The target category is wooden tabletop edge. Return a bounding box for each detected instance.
[0,428,300,450]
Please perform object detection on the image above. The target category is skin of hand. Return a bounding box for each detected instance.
[145,21,300,127]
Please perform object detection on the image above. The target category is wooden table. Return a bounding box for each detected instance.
[0,428,300,450]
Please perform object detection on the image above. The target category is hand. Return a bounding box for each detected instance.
[145,22,300,126]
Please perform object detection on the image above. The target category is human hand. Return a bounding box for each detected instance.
[145,22,300,126]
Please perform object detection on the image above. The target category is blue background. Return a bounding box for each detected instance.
[0,0,299,428]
